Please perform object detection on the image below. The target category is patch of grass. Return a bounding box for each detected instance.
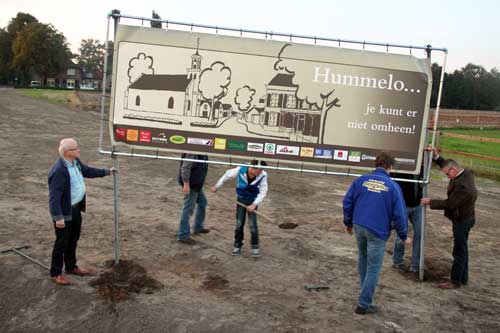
[439,136,500,158]
[17,88,73,104]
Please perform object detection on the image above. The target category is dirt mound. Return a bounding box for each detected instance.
[423,257,452,282]
[279,222,299,229]
[89,259,162,302]
[202,273,229,290]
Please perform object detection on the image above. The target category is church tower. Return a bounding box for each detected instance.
[185,38,202,117]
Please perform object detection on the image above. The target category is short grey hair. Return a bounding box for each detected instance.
[58,138,78,157]
[442,159,460,169]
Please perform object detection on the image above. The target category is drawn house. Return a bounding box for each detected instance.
[124,48,203,117]
[200,100,233,118]
[262,74,321,140]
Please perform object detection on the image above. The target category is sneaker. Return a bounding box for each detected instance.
[354,305,376,315]
[231,247,241,256]
[392,263,407,273]
[252,248,261,257]
[178,238,196,245]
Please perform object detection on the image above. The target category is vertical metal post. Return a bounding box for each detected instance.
[113,154,120,264]
[419,47,448,281]
[111,9,121,265]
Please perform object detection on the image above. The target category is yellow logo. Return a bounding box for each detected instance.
[362,179,389,193]
[300,147,314,157]
[214,138,226,150]
[126,129,139,142]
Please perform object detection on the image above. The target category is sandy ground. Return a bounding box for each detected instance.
[1,88,499,332]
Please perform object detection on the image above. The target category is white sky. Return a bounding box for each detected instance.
[1,0,499,72]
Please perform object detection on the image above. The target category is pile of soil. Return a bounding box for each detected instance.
[89,259,162,302]
[279,222,299,229]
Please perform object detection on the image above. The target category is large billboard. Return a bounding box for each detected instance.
[110,24,432,173]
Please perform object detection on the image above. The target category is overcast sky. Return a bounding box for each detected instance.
[1,0,498,72]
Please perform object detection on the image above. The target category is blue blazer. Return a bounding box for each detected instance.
[48,158,109,221]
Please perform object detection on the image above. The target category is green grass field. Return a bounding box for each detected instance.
[17,88,74,104]
[438,128,500,181]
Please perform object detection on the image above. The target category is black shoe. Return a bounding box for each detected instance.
[392,263,408,273]
[354,305,376,315]
[178,238,196,245]
[193,228,210,234]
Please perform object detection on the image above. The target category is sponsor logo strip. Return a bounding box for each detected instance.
[247,142,264,152]
[126,129,139,142]
[276,145,300,156]
[334,150,349,161]
[227,140,247,151]
[214,138,226,150]
[348,151,361,162]
[314,148,333,159]
[187,137,214,146]
[264,143,276,155]
[139,130,151,142]
[169,135,186,144]
[300,147,314,157]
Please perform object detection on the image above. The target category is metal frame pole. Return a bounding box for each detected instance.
[419,47,448,281]
[111,9,121,264]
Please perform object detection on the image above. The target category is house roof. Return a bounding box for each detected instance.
[268,73,297,87]
[129,74,191,91]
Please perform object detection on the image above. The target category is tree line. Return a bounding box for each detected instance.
[1,12,499,111]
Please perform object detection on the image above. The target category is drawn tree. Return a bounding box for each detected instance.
[198,61,231,121]
[127,53,154,84]
[274,44,341,143]
[234,85,256,120]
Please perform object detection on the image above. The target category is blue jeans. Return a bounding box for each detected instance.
[234,198,259,249]
[177,189,207,240]
[354,224,387,310]
[393,206,422,271]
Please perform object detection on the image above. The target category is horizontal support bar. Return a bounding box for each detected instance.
[110,12,447,53]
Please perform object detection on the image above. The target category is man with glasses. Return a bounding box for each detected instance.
[421,146,478,289]
[48,138,117,285]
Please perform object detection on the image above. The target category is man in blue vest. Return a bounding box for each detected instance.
[48,138,116,285]
[343,152,410,314]
[177,154,209,244]
[210,160,268,257]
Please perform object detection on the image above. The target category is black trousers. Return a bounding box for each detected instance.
[50,204,82,277]
[451,218,475,285]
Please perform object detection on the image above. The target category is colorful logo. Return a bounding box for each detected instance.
[227,140,247,151]
[115,128,126,140]
[334,150,349,161]
[276,145,300,156]
[214,138,227,150]
[314,148,333,159]
[348,151,361,162]
[169,135,186,144]
[126,129,139,142]
[300,147,314,157]
[247,142,264,152]
[187,137,213,146]
[139,130,151,142]
[264,143,276,155]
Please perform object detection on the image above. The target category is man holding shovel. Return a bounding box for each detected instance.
[210,160,268,257]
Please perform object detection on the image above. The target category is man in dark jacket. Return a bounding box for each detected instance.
[343,152,411,315]
[421,148,478,289]
[177,154,209,244]
[48,138,116,285]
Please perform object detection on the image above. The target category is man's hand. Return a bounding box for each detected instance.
[420,197,431,206]
[247,204,257,213]
[109,167,118,175]
[344,226,353,235]
[425,145,439,159]
[55,219,65,229]
[210,185,217,193]
[182,183,190,195]
[403,238,413,246]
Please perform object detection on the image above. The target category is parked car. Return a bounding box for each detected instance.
[29,81,41,88]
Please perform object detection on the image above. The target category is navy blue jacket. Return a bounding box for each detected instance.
[343,168,407,241]
[48,158,109,221]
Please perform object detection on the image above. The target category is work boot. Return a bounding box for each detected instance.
[178,238,196,245]
[354,305,376,315]
[51,275,71,285]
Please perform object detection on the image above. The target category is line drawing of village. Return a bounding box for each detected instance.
[120,40,341,144]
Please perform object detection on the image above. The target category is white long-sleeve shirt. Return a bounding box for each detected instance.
[215,166,268,206]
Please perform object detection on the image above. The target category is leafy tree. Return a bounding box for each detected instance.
[11,22,70,85]
[151,11,162,28]
[77,39,105,78]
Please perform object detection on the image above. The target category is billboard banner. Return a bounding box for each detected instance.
[110,24,432,173]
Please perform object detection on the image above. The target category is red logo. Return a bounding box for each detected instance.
[337,151,344,158]
[115,128,126,140]
[139,130,151,142]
